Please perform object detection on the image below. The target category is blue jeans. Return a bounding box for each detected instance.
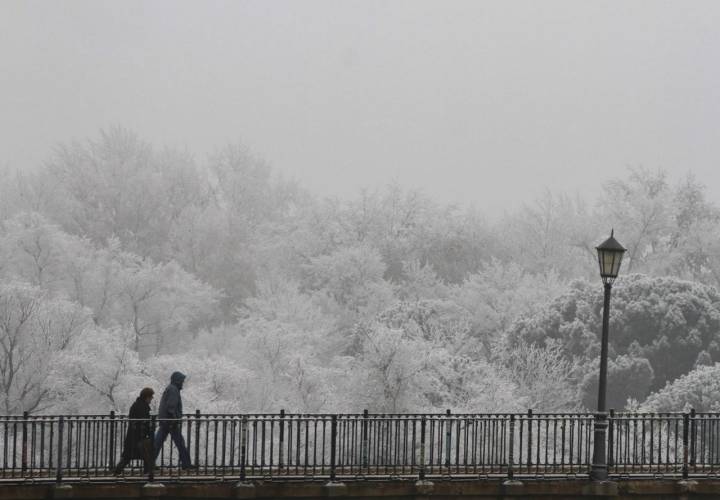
[154,423,192,468]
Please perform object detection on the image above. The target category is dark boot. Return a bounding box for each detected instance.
[113,455,129,475]
[141,439,154,474]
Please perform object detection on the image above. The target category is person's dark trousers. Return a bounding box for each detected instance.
[154,423,192,468]
[114,439,153,474]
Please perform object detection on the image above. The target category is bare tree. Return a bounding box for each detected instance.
[0,282,87,413]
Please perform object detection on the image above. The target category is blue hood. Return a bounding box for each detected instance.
[171,371,186,388]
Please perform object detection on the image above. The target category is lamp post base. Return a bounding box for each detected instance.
[582,480,618,497]
[590,464,608,481]
[590,413,609,481]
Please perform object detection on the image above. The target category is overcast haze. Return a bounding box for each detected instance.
[2,0,720,213]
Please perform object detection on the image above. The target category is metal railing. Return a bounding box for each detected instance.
[0,410,717,482]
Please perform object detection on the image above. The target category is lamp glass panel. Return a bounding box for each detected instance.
[600,251,613,276]
[599,250,623,277]
[611,252,623,276]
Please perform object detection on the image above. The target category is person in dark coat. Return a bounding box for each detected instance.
[114,387,154,474]
[153,371,193,469]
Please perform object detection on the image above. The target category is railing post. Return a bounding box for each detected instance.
[607,409,614,469]
[508,414,515,480]
[445,409,451,469]
[186,409,192,459]
[56,416,64,483]
[194,409,201,469]
[362,409,369,471]
[148,415,156,482]
[279,409,285,471]
[330,415,337,480]
[690,408,696,468]
[240,416,248,481]
[419,416,426,480]
[108,410,116,470]
[682,412,690,479]
[21,411,28,474]
[526,409,532,469]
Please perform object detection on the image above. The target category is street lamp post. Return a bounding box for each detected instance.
[590,230,626,481]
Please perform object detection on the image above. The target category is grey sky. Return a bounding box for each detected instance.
[1,0,719,213]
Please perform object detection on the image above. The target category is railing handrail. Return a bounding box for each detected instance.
[11,410,720,417]
[1,411,602,418]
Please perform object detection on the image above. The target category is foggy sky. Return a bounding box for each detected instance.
[1,0,719,214]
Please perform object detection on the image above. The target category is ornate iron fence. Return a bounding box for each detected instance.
[0,410,716,482]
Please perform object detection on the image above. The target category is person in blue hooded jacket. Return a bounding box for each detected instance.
[153,371,193,469]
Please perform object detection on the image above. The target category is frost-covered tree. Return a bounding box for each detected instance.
[303,245,396,326]
[454,259,565,345]
[50,326,151,413]
[0,212,219,354]
[0,213,126,325]
[188,279,343,412]
[508,274,720,408]
[497,341,580,412]
[642,363,720,412]
[598,167,673,273]
[0,212,75,289]
[348,323,432,412]
[0,282,88,413]
[596,168,720,282]
[499,190,596,280]
[115,252,218,354]
[5,129,720,416]
[37,127,205,260]
[374,300,519,412]
[144,352,261,414]
[396,260,449,302]
[579,355,654,410]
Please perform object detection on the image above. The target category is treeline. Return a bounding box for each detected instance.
[1,127,720,415]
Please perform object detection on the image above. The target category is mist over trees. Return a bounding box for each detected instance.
[2,127,720,414]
